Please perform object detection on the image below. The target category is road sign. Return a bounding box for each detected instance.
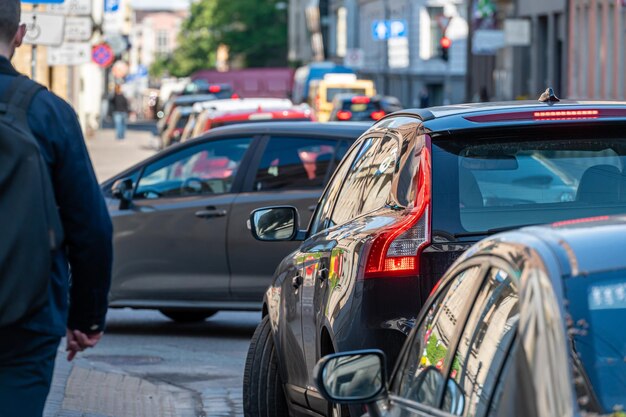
[372,20,407,40]
[389,20,407,38]
[388,37,409,68]
[92,43,115,68]
[64,16,92,41]
[48,42,90,66]
[105,34,129,55]
[344,48,364,69]
[21,12,65,46]
[104,0,120,13]
[472,29,505,55]
[48,0,92,16]
[504,19,531,46]
[372,20,388,40]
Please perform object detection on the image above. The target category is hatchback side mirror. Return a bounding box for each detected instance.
[314,350,387,416]
[249,206,302,241]
[112,177,134,210]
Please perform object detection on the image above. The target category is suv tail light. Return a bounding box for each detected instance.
[364,137,432,279]
[337,110,352,120]
[370,110,385,120]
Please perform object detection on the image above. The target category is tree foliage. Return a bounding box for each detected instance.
[151,0,287,78]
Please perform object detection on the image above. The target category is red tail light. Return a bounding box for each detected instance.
[370,110,385,120]
[464,108,626,123]
[336,110,352,121]
[351,96,370,104]
[209,85,222,93]
[231,93,240,99]
[364,137,432,279]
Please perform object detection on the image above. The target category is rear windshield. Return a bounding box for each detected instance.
[565,270,626,413]
[432,127,626,236]
[341,101,382,120]
[326,88,366,102]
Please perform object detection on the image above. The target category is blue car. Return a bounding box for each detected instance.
[316,215,626,417]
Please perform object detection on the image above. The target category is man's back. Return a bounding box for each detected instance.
[0,56,113,336]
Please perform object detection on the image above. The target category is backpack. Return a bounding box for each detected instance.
[0,75,64,327]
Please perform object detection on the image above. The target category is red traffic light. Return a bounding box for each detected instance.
[440,36,451,49]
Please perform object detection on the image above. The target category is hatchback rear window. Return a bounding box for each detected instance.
[327,88,366,101]
[432,128,626,236]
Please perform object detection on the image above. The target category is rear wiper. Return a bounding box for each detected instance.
[453,224,539,239]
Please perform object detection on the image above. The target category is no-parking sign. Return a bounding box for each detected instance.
[92,43,115,68]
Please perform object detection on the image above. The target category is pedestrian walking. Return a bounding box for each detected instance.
[110,84,129,140]
[0,1,112,416]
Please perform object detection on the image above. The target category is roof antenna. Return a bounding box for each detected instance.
[538,87,560,104]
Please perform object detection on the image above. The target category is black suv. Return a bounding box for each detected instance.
[329,94,387,122]
[244,99,626,417]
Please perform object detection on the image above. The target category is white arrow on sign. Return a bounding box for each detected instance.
[47,42,91,66]
[21,12,65,47]
[375,21,388,39]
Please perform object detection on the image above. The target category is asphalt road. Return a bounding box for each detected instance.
[94,309,260,417]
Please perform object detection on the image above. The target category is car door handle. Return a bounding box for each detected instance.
[292,275,303,290]
[195,207,227,219]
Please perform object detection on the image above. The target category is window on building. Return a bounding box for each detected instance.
[156,30,169,56]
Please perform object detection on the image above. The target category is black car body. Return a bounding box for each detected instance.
[315,215,626,417]
[100,122,369,321]
[329,94,387,122]
[244,101,626,417]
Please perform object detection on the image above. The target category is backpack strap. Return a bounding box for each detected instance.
[0,76,45,124]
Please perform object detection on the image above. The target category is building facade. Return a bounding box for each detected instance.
[567,0,625,100]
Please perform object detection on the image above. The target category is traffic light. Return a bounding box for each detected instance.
[440,36,451,62]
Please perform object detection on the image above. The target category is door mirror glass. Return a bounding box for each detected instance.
[112,178,134,209]
[250,206,298,241]
[314,350,387,404]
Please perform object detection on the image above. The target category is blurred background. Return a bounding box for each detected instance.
[15,0,626,136]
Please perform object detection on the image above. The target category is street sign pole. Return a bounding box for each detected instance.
[31,4,37,80]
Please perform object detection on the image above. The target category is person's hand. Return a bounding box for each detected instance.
[66,329,103,361]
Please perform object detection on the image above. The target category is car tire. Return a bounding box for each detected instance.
[243,315,288,417]
[159,309,217,322]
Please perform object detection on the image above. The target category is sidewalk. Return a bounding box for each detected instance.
[85,128,158,182]
[43,128,198,417]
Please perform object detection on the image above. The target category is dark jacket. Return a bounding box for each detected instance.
[110,93,129,114]
[0,57,112,336]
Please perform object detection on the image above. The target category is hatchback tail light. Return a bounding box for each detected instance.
[364,137,432,279]
[370,110,385,121]
[209,85,222,93]
[336,110,352,121]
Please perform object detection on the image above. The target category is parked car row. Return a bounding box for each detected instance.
[103,92,626,417]
[242,96,626,416]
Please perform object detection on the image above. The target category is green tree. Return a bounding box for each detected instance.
[210,0,288,67]
[155,0,288,77]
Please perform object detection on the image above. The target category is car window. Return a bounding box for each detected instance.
[565,269,626,413]
[443,268,519,417]
[309,142,362,235]
[135,138,252,199]
[396,266,484,408]
[431,133,626,235]
[360,135,399,214]
[254,137,339,191]
[329,137,381,226]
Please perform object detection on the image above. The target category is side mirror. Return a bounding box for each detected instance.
[249,206,300,241]
[112,178,134,210]
[314,350,387,406]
